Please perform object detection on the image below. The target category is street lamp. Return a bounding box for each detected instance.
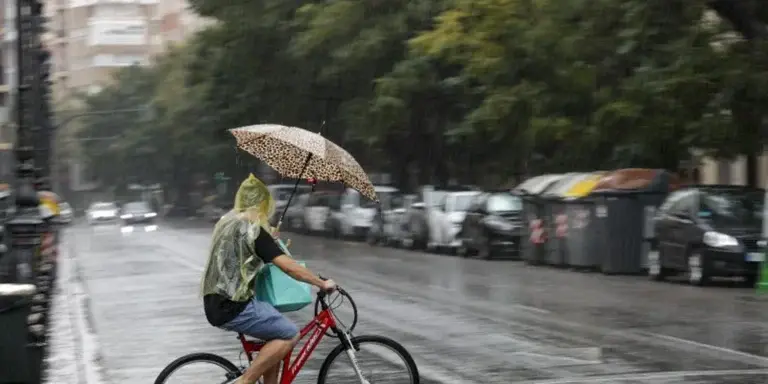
[0,0,48,381]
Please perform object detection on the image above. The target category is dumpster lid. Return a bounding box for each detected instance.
[541,173,597,197]
[516,174,567,195]
[562,172,607,198]
[591,168,680,194]
[513,175,549,194]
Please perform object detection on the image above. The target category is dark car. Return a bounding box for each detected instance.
[456,191,523,259]
[649,186,765,286]
[120,201,157,225]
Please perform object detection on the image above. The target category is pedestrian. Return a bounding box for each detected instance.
[200,174,336,384]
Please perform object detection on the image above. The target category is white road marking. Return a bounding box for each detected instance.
[517,368,768,383]
[642,331,768,367]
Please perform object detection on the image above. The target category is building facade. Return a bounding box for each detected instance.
[41,0,208,101]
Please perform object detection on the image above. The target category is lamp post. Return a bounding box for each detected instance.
[0,0,47,381]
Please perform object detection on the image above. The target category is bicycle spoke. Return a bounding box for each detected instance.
[324,342,416,383]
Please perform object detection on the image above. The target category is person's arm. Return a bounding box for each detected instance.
[252,228,330,290]
[272,255,326,288]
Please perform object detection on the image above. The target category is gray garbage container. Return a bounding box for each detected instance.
[521,195,548,265]
[0,286,35,383]
[539,173,595,267]
[563,198,606,270]
[544,198,568,266]
[592,191,667,274]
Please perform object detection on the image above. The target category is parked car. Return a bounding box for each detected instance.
[456,191,523,259]
[283,193,310,232]
[120,201,157,225]
[87,202,119,225]
[58,202,74,224]
[648,185,764,286]
[326,186,397,239]
[203,204,228,223]
[366,192,408,246]
[428,191,482,252]
[304,192,340,235]
[397,186,478,251]
[269,183,312,223]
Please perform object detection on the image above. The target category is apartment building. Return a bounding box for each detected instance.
[41,0,208,102]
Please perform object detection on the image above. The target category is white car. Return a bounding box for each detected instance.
[327,186,399,239]
[87,202,119,225]
[428,191,481,251]
[269,183,312,223]
[58,202,73,224]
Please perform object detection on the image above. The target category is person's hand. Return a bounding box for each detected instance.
[321,279,337,292]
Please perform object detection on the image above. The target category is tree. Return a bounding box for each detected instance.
[73,0,768,195]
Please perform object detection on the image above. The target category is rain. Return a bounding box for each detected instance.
[2,1,768,384]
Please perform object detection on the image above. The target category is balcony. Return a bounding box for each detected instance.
[88,20,147,46]
[91,54,148,67]
[70,0,158,8]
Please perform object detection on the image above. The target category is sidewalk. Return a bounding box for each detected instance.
[44,233,107,384]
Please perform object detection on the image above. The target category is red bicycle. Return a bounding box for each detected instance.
[154,284,420,384]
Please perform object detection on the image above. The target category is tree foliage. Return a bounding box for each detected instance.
[75,0,768,197]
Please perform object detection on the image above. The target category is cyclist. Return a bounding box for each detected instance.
[201,174,336,384]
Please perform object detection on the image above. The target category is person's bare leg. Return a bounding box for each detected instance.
[239,335,298,384]
[262,363,280,384]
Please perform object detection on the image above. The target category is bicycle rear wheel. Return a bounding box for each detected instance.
[318,335,420,384]
[154,353,242,384]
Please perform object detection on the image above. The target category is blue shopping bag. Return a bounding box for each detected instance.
[254,238,312,313]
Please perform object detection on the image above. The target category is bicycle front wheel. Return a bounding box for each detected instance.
[318,335,420,384]
[154,352,242,384]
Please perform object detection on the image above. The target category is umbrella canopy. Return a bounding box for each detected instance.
[230,124,377,201]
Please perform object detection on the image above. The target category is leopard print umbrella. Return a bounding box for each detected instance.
[230,124,377,201]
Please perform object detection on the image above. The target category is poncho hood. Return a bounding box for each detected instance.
[200,174,277,301]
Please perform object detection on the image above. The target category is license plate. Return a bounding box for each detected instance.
[746,252,765,262]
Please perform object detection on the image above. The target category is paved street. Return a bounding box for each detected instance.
[60,220,768,383]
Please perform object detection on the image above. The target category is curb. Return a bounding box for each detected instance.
[45,234,108,384]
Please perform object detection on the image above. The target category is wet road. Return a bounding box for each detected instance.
[68,221,768,383]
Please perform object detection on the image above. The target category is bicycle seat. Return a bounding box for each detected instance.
[237,333,265,344]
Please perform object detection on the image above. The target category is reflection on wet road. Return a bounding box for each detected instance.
[69,221,768,383]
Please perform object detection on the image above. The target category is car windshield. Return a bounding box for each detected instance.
[700,190,763,225]
[487,193,522,212]
[448,194,476,212]
[363,190,395,208]
[428,190,447,207]
[124,202,151,212]
[91,203,116,211]
[271,186,310,202]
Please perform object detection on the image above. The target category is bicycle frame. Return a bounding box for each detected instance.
[238,307,338,384]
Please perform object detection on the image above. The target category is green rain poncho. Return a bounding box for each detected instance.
[201,174,277,302]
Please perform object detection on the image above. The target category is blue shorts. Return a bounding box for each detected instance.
[221,298,299,341]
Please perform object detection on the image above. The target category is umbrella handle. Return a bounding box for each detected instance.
[277,152,313,227]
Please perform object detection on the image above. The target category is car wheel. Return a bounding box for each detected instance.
[476,233,492,260]
[647,248,667,281]
[366,225,379,246]
[687,250,711,286]
[291,217,302,232]
[456,240,469,258]
[744,274,758,288]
